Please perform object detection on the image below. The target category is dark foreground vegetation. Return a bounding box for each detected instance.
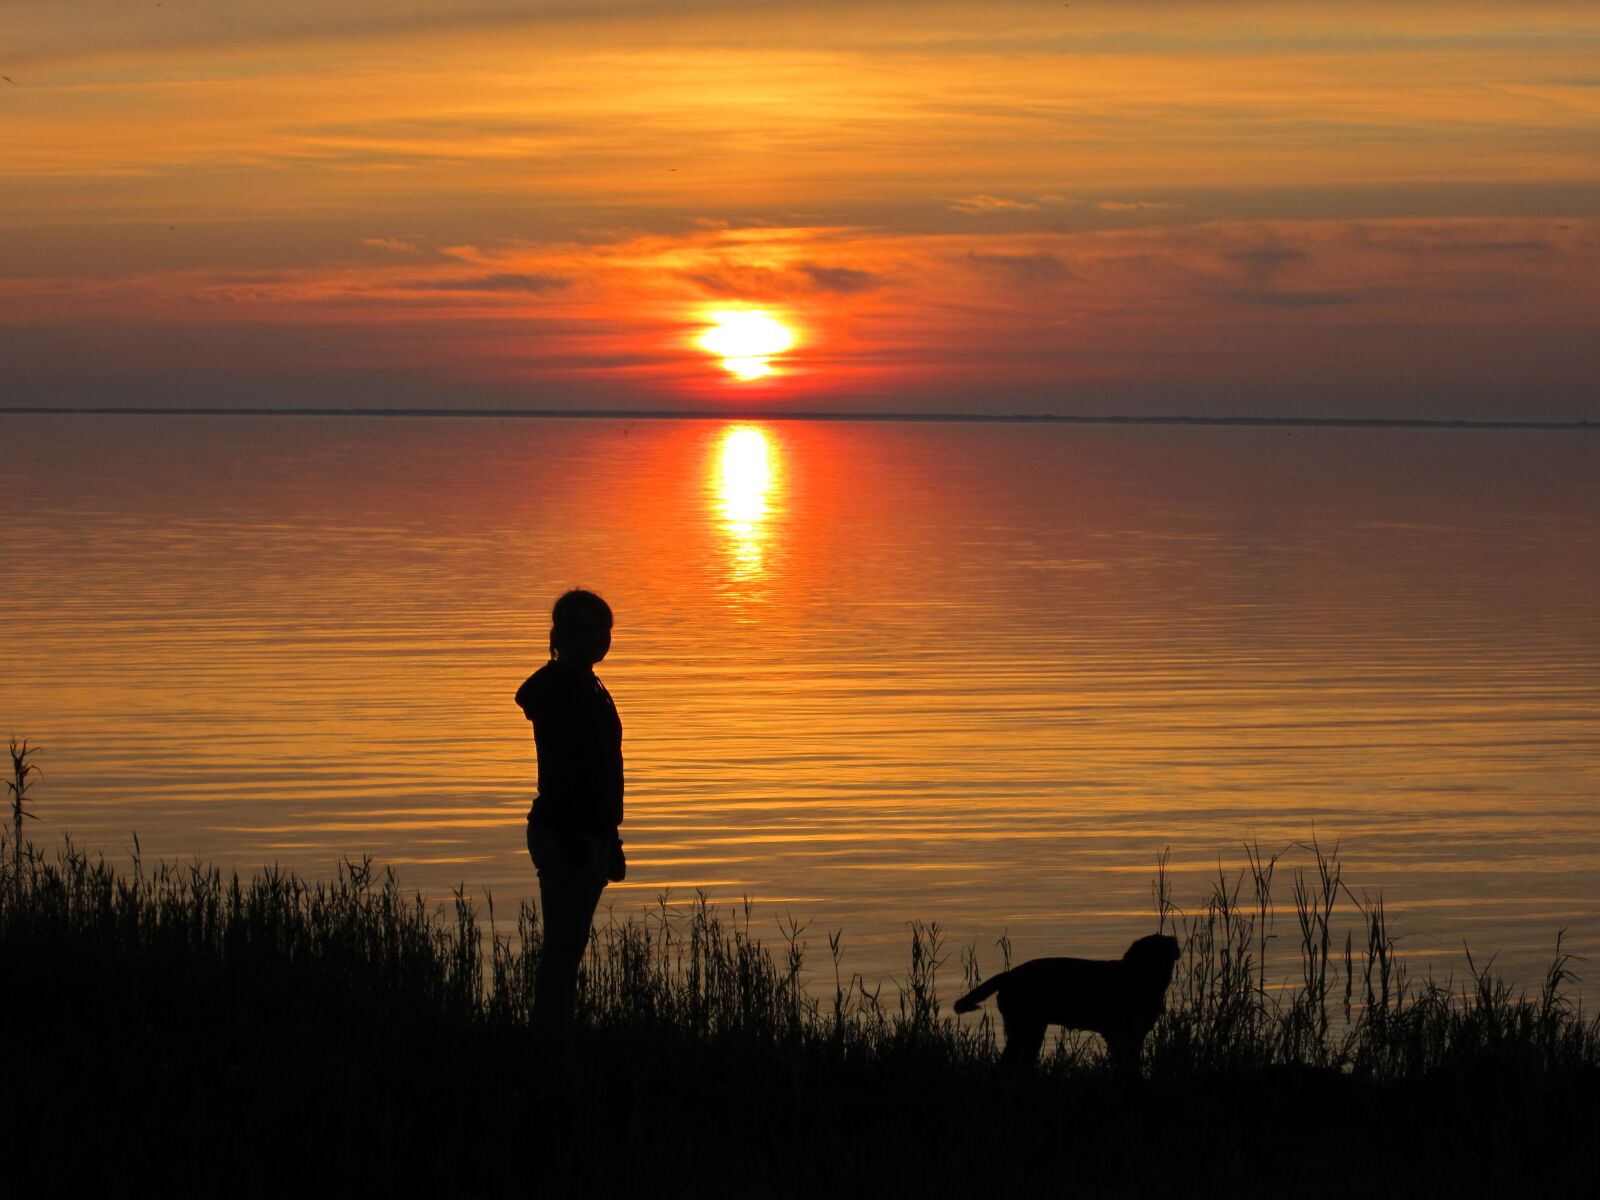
[4,826,1597,1196]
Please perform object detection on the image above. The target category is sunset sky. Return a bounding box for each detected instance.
[5,1,1597,418]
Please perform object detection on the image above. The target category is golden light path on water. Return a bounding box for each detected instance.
[715,426,776,581]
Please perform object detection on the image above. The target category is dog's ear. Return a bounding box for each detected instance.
[1126,933,1181,969]
[1126,933,1167,961]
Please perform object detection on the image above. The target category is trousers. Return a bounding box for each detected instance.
[527,821,608,1047]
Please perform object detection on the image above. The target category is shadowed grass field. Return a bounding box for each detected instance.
[3,826,1596,1196]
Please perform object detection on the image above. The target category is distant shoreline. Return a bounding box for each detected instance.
[2,405,1594,430]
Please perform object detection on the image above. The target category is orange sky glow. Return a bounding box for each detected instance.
[2,1,1597,417]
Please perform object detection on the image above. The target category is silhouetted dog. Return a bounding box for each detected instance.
[953,933,1181,1073]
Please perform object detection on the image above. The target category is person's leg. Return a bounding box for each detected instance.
[529,826,605,1048]
[535,877,603,1040]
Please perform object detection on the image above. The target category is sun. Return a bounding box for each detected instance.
[697,309,796,380]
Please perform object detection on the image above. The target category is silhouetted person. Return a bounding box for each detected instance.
[516,589,625,1060]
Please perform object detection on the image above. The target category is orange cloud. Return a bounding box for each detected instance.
[3,3,1597,415]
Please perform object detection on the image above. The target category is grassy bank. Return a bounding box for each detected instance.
[3,832,1596,1196]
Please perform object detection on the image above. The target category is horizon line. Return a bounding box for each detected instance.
[1,405,1594,431]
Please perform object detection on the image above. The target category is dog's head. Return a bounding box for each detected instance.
[1123,933,1182,986]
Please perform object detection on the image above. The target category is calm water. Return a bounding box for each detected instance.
[4,415,1597,989]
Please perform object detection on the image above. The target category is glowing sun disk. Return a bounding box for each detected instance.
[699,309,795,380]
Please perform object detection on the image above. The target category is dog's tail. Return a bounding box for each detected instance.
[953,972,1008,1014]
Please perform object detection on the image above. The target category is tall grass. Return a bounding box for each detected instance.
[3,828,1593,1082]
[5,826,1597,1194]
[5,738,39,902]
[1150,836,1597,1079]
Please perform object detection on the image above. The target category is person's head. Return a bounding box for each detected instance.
[549,589,613,667]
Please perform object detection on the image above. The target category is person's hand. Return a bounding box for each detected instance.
[606,837,627,882]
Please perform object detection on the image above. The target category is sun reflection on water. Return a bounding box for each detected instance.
[716,425,776,582]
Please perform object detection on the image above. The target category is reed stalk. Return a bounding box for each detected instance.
[5,738,39,903]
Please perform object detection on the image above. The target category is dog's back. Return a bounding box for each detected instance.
[996,956,1127,1030]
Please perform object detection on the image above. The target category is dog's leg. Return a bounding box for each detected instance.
[998,1015,1048,1073]
[1103,1029,1145,1077]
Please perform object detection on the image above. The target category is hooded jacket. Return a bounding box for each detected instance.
[515,658,623,836]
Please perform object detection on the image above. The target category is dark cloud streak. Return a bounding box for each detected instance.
[797,264,883,294]
[398,272,570,293]
[966,251,1076,282]
[1224,246,1308,275]
[678,262,886,298]
[1218,286,1369,308]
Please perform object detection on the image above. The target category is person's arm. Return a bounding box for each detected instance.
[518,673,586,807]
